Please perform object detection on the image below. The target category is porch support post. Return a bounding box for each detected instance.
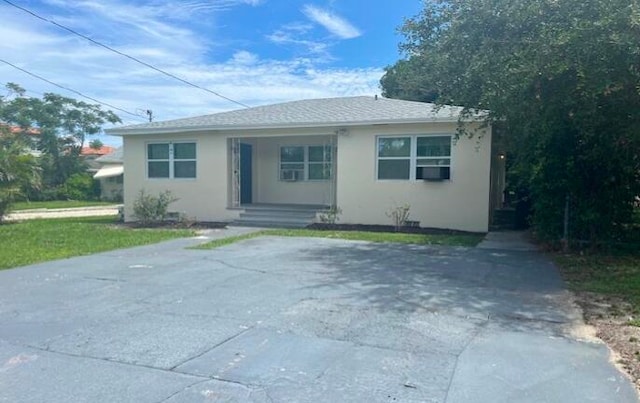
[231,138,241,208]
[331,134,338,207]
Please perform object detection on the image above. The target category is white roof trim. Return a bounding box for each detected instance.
[107,116,482,136]
[93,165,123,179]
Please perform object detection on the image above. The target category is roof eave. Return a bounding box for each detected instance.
[106,115,487,136]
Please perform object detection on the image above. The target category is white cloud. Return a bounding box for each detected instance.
[266,29,331,60]
[0,1,382,146]
[231,50,258,65]
[45,0,261,18]
[302,5,361,39]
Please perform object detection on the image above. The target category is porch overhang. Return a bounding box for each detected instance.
[93,165,123,179]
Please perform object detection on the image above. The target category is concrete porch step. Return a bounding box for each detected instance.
[239,210,317,219]
[232,204,323,229]
[236,214,315,224]
[231,220,310,229]
[491,207,517,231]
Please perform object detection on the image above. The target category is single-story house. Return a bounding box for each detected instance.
[107,96,501,232]
[80,145,116,171]
[92,147,123,202]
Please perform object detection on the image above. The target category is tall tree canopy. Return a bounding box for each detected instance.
[0,83,121,188]
[382,0,640,244]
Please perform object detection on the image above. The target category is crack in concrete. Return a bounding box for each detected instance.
[209,375,260,389]
[23,343,210,378]
[82,276,125,282]
[209,259,268,274]
[155,378,209,403]
[262,389,276,403]
[187,379,272,402]
[443,320,488,403]
[169,325,255,371]
[207,259,305,284]
[18,338,271,403]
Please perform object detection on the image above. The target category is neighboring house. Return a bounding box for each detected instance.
[80,145,115,174]
[1,125,41,156]
[92,147,123,202]
[107,96,499,232]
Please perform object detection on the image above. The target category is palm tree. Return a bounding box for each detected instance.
[0,130,41,221]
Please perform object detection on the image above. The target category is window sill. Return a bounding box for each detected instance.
[146,177,197,180]
[278,180,332,183]
[375,179,452,183]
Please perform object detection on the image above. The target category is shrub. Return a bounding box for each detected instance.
[318,206,342,224]
[132,189,178,225]
[24,186,63,201]
[63,173,100,200]
[386,203,411,231]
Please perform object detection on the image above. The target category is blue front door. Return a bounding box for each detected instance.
[240,143,252,204]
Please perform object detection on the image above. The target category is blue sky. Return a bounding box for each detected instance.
[0,0,422,144]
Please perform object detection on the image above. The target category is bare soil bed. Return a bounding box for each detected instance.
[573,292,640,392]
[307,222,483,235]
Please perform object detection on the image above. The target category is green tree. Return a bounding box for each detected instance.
[381,58,438,103]
[0,83,121,189]
[382,0,640,245]
[0,128,41,221]
[89,138,104,150]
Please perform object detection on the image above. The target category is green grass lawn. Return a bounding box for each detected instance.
[0,216,194,270]
[194,228,484,250]
[555,253,640,320]
[11,200,117,211]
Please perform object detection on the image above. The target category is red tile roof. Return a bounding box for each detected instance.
[80,145,115,156]
[1,125,40,136]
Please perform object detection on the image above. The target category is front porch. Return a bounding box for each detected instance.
[228,134,338,209]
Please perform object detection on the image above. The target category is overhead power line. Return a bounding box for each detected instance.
[2,0,251,109]
[0,58,147,121]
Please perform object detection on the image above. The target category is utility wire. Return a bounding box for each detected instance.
[2,0,251,109]
[0,58,147,121]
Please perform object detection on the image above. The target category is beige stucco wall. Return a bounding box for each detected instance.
[123,131,238,222]
[122,122,492,231]
[336,122,492,232]
[122,128,336,221]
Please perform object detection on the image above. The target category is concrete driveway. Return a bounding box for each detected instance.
[0,231,637,402]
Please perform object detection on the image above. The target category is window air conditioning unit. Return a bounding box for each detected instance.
[416,166,450,181]
[282,170,303,181]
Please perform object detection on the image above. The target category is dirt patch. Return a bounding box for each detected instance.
[572,291,640,392]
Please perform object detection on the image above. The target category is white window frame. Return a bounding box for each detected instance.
[146,141,197,179]
[279,145,306,182]
[376,135,452,181]
[279,144,332,182]
[376,137,412,180]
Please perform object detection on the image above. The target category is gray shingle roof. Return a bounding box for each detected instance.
[95,146,123,163]
[107,96,483,136]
